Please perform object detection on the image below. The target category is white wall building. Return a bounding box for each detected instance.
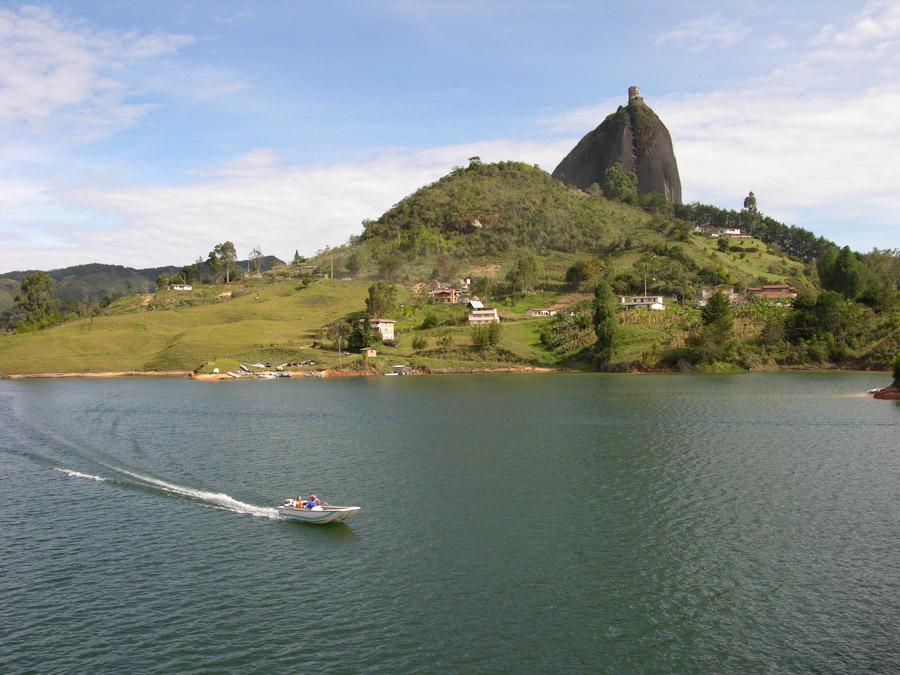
[468,308,500,325]
[618,295,665,310]
[369,318,395,341]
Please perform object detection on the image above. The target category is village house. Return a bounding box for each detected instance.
[368,318,395,341]
[168,283,193,291]
[360,347,377,359]
[711,228,751,238]
[618,295,666,310]
[746,284,797,301]
[467,298,485,310]
[526,308,558,318]
[468,308,500,325]
[428,287,457,304]
[698,286,738,306]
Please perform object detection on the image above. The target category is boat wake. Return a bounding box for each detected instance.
[54,467,107,482]
[113,468,280,519]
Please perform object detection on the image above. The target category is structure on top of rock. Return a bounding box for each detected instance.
[552,87,682,204]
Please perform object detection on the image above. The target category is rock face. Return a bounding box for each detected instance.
[552,87,682,204]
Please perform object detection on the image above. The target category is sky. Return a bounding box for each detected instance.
[1,0,899,272]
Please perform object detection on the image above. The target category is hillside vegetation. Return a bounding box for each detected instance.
[359,160,812,296]
[1,161,896,375]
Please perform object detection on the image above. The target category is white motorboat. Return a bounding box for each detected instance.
[277,500,361,524]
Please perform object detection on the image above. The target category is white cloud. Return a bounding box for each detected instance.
[0,138,571,271]
[654,13,750,49]
[0,5,195,138]
[3,2,900,273]
[542,2,900,250]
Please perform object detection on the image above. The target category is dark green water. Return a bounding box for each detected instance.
[1,373,897,672]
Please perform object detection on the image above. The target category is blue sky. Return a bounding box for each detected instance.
[1,1,898,270]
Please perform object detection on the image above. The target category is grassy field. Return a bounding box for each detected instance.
[0,279,371,373]
[0,235,819,376]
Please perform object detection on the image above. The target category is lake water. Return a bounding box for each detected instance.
[1,373,898,672]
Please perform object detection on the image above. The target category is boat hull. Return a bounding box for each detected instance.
[277,505,361,524]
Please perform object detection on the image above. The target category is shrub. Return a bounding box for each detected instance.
[420,312,438,330]
[412,335,427,352]
[471,323,502,351]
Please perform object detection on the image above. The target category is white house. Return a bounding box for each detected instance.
[369,318,395,341]
[526,308,557,318]
[468,308,500,325]
[169,284,193,291]
[699,286,739,306]
[711,228,751,238]
[618,295,665,310]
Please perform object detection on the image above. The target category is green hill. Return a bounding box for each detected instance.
[1,160,895,376]
[360,160,812,295]
[0,257,284,316]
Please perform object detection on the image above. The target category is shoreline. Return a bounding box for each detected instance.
[2,370,193,380]
[0,366,891,380]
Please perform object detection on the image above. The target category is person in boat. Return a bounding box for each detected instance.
[306,493,321,509]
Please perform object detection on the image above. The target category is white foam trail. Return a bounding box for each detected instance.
[115,468,279,519]
[54,467,107,482]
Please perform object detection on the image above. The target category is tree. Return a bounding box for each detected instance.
[591,280,619,364]
[565,260,593,290]
[470,276,494,300]
[156,274,170,291]
[717,236,730,253]
[434,254,458,282]
[346,250,364,277]
[506,253,542,294]
[366,282,397,316]
[347,320,371,352]
[743,191,758,215]
[377,252,402,280]
[14,272,58,327]
[292,250,306,267]
[249,246,264,276]
[893,352,900,383]
[830,246,862,299]
[471,323,501,351]
[209,241,238,283]
[412,335,427,352]
[601,162,638,204]
[691,290,734,362]
[181,263,198,283]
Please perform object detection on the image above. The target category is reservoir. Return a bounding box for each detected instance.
[1,373,897,672]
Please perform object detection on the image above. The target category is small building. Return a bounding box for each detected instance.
[746,284,797,301]
[169,284,193,291]
[699,286,738,306]
[391,364,413,376]
[468,308,500,325]
[369,318,395,341]
[428,288,457,304]
[618,295,666,310]
[360,347,377,359]
[526,308,558,318]
[711,228,751,238]
[467,299,485,310]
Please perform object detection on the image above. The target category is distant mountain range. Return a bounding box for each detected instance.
[0,257,284,314]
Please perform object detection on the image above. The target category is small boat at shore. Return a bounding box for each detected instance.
[277,499,361,524]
